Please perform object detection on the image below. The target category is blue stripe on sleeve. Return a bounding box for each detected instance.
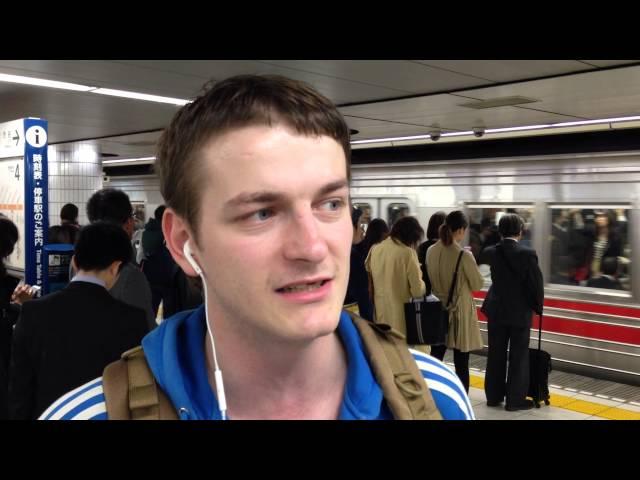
[42,377,104,420]
[410,350,475,419]
[59,392,106,420]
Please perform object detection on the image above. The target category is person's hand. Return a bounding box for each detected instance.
[11,283,38,305]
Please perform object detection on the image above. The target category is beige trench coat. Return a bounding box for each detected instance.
[365,237,428,353]
[426,241,484,352]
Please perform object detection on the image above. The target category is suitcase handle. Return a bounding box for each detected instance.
[537,312,543,351]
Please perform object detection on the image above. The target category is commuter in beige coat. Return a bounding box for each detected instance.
[365,216,429,354]
[426,210,484,391]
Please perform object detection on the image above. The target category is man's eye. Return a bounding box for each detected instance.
[252,209,273,221]
[322,199,344,211]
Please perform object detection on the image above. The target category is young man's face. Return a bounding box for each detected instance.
[187,124,352,344]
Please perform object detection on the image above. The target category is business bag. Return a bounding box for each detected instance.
[404,250,464,345]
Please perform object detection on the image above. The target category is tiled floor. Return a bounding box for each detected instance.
[446,353,640,420]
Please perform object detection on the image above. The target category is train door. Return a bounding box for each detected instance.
[352,196,415,230]
[381,198,413,228]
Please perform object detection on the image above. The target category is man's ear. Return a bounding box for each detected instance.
[163,207,200,277]
[71,255,78,272]
[109,260,122,277]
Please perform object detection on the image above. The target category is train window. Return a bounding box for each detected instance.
[467,205,535,270]
[352,202,372,231]
[388,203,410,227]
[549,207,631,292]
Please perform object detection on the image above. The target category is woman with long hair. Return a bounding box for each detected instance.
[365,216,427,352]
[357,218,389,258]
[426,210,484,391]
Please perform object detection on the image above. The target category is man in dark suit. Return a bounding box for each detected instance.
[86,188,155,330]
[8,222,148,419]
[481,214,544,411]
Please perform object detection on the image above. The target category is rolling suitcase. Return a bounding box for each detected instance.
[528,313,552,407]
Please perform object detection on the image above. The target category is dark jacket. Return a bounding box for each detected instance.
[0,274,19,420]
[481,239,544,328]
[162,266,203,319]
[141,218,164,259]
[8,281,148,419]
[417,238,438,295]
[109,262,155,331]
[344,243,373,321]
[48,224,79,245]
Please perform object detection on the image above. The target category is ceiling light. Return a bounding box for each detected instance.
[351,115,640,145]
[0,73,192,105]
[102,156,156,165]
[92,88,190,106]
[552,115,640,127]
[486,124,550,134]
[0,73,95,92]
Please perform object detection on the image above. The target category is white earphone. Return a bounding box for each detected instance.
[183,241,203,276]
[183,241,227,420]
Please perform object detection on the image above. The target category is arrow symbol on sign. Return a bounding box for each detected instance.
[12,130,20,146]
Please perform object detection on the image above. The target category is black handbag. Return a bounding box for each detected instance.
[404,250,464,345]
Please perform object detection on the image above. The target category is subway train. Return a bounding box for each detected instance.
[348,147,640,386]
[106,137,640,386]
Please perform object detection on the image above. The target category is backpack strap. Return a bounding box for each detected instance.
[102,318,443,420]
[102,346,178,420]
[349,312,442,420]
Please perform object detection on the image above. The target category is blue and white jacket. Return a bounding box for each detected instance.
[40,307,475,420]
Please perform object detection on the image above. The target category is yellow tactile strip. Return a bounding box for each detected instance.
[470,374,640,420]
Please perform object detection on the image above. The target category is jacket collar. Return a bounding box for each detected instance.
[141,307,389,420]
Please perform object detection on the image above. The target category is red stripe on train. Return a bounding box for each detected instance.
[472,291,640,319]
[476,309,640,345]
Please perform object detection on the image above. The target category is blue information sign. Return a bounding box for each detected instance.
[23,118,49,287]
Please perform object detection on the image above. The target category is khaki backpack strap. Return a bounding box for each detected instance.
[349,313,442,420]
[103,357,132,420]
[102,345,178,420]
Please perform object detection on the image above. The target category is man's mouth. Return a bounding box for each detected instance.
[276,279,330,293]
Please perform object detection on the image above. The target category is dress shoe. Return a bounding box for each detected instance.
[504,399,535,411]
[486,400,502,407]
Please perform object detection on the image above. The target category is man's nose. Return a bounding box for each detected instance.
[282,210,329,263]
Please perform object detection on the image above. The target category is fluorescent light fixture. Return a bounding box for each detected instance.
[352,134,431,144]
[350,115,640,145]
[552,115,640,127]
[0,73,192,105]
[467,204,533,208]
[548,204,629,209]
[102,156,156,164]
[92,88,190,106]
[441,131,473,137]
[0,73,95,92]
[485,124,550,133]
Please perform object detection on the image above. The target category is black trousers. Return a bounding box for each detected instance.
[484,321,530,406]
[430,344,470,392]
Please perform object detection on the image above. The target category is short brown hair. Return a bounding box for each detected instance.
[390,216,424,247]
[156,74,352,242]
